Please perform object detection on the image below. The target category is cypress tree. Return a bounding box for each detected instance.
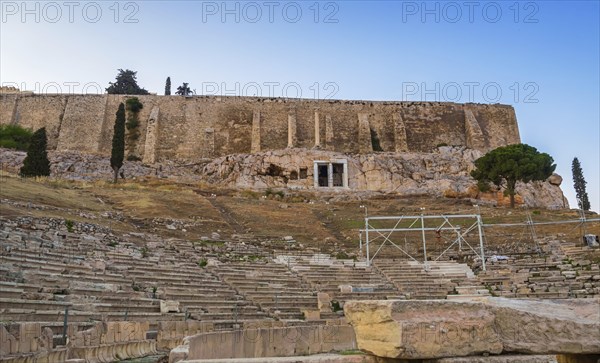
[165,77,171,96]
[111,103,126,183]
[572,157,591,211]
[20,127,50,177]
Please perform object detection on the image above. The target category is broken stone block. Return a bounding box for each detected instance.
[301,309,321,321]
[345,300,502,359]
[344,298,600,359]
[160,300,180,313]
[339,285,352,293]
[318,292,332,312]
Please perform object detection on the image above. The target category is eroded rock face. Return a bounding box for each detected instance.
[201,148,568,209]
[0,147,568,209]
[344,298,600,359]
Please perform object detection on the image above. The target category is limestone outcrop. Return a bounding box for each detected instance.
[344,298,600,359]
[0,147,568,209]
[200,147,568,209]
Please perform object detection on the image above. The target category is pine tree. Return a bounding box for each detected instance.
[106,69,149,95]
[165,77,171,96]
[175,82,192,96]
[20,127,50,177]
[110,103,126,183]
[572,157,591,211]
[471,144,556,208]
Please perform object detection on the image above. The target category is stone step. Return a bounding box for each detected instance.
[0,287,24,299]
[0,298,72,310]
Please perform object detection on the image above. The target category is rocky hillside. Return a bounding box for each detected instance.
[201,147,568,209]
[0,146,568,209]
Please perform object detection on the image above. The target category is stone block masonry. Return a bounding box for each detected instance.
[0,94,521,162]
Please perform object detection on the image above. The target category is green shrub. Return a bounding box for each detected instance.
[126,97,144,113]
[198,259,208,268]
[331,300,342,312]
[65,219,74,233]
[0,125,33,151]
[125,118,139,130]
[335,251,350,260]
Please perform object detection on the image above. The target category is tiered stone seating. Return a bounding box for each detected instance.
[212,261,318,320]
[373,259,478,299]
[478,254,599,298]
[108,257,269,322]
[3,213,596,362]
[0,221,268,329]
[560,241,597,259]
[280,254,402,309]
[474,238,600,298]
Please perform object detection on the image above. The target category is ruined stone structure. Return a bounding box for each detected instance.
[0,94,520,163]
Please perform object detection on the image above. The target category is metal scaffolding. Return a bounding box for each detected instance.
[362,214,486,271]
[360,212,600,270]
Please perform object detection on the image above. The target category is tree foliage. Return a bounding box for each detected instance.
[175,82,193,96]
[471,144,556,208]
[0,124,33,151]
[106,69,149,95]
[165,77,171,96]
[20,127,50,177]
[110,103,126,183]
[571,157,590,211]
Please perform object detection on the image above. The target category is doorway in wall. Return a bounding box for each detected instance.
[318,164,329,187]
[332,163,344,187]
[313,160,348,188]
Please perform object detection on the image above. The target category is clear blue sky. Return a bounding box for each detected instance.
[1,1,598,211]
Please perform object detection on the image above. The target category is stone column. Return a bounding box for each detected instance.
[287,111,297,148]
[251,110,261,153]
[394,112,409,152]
[325,114,334,149]
[343,161,349,188]
[204,128,215,157]
[464,108,486,151]
[314,110,320,147]
[358,112,373,154]
[142,106,160,164]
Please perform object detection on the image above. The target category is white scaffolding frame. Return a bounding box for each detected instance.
[362,214,486,271]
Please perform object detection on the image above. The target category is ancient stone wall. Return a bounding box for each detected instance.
[185,325,356,360]
[0,321,156,363]
[0,94,521,161]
